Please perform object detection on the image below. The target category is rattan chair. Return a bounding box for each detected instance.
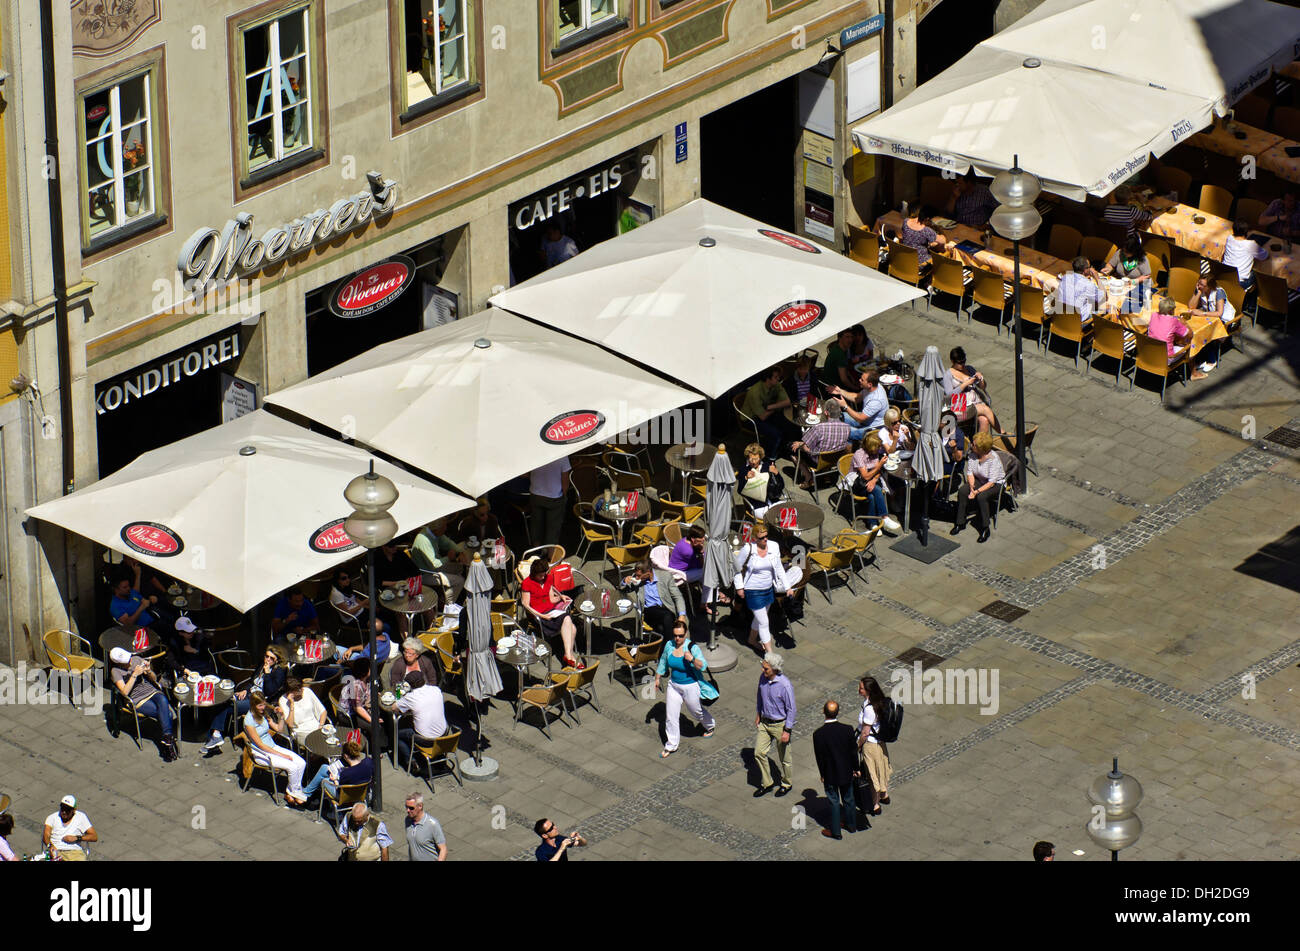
[609,636,663,696]
[238,733,294,806]
[407,730,464,791]
[514,680,572,740]
[549,661,601,723]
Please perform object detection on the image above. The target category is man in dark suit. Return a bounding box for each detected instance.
[812,700,859,839]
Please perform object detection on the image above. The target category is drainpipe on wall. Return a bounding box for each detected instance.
[880,0,895,216]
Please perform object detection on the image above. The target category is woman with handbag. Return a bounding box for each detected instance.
[856,676,893,816]
[654,619,716,757]
[847,433,889,529]
[733,524,802,653]
[942,347,996,434]
[738,442,786,519]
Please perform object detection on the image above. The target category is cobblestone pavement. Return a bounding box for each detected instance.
[2,297,1297,861]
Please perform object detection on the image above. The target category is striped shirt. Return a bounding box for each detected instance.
[953,184,998,227]
[966,451,1005,488]
[802,420,852,456]
[1102,203,1152,237]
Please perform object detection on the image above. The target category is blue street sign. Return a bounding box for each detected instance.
[840,14,884,48]
[675,121,688,163]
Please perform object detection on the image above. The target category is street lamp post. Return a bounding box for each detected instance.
[1086,757,1144,861]
[343,460,399,811]
[989,156,1042,495]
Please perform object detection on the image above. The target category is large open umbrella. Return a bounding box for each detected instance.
[462,554,501,771]
[266,308,700,497]
[700,445,738,671]
[891,347,957,562]
[25,410,473,612]
[851,44,1216,200]
[489,199,923,399]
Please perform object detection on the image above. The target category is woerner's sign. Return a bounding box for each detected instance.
[177,171,398,298]
[95,329,241,415]
[512,157,627,231]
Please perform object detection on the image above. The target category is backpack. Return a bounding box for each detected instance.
[873,699,904,744]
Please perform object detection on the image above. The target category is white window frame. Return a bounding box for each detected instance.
[240,6,314,176]
[561,0,618,34]
[404,0,472,109]
[81,72,155,243]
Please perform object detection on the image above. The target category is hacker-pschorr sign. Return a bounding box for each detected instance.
[176,171,398,299]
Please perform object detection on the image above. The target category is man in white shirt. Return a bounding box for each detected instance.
[529,456,571,546]
[1053,256,1107,322]
[1222,219,1269,290]
[43,796,97,861]
[394,671,448,768]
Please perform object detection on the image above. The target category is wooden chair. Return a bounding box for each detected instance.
[1010,284,1050,348]
[805,540,858,603]
[1165,266,1200,308]
[549,661,601,723]
[1198,183,1233,220]
[609,636,663,696]
[887,243,928,293]
[848,226,884,272]
[1131,333,1190,400]
[1086,316,1134,385]
[407,730,464,791]
[605,541,651,586]
[1272,105,1300,141]
[572,502,614,566]
[1046,311,1092,367]
[969,265,1012,326]
[928,253,971,316]
[1233,94,1271,129]
[661,521,684,547]
[328,683,354,729]
[1155,166,1192,202]
[1079,236,1116,269]
[1047,224,1083,260]
[318,780,371,825]
[1253,269,1295,331]
[514,680,572,740]
[1235,197,1268,229]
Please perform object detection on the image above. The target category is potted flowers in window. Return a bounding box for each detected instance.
[122,141,146,217]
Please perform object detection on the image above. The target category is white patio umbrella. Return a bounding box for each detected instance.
[266,308,699,497]
[25,410,473,613]
[489,199,923,399]
[851,45,1217,200]
[984,0,1300,115]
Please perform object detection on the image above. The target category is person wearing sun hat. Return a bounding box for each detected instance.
[43,795,97,860]
[109,646,178,761]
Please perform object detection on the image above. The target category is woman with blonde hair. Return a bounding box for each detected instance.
[243,691,309,805]
[950,431,1004,543]
[734,523,802,652]
[876,406,913,454]
[737,441,785,518]
[849,432,889,529]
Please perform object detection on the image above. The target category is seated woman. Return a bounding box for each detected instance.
[234,644,289,721]
[1186,275,1234,377]
[389,637,441,689]
[738,442,787,519]
[875,407,914,455]
[848,323,875,368]
[301,740,373,805]
[1100,234,1152,313]
[950,432,1005,543]
[848,432,889,529]
[278,677,329,746]
[243,691,308,805]
[520,557,581,670]
[108,647,178,762]
[342,656,379,731]
[327,567,369,624]
[783,354,822,407]
[942,347,997,434]
[898,205,948,267]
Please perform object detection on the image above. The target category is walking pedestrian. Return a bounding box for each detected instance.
[733,523,801,653]
[812,701,859,839]
[336,803,391,861]
[404,793,448,862]
[752,652,795,797]
[856,676,893,816]
[534,818,586,861]
[654,619,715,757]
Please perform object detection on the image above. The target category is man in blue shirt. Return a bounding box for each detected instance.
[622,560,686,638]
[271,588,319,642]
[829,369,889,442]
[110,573,157,631]
[753,651,796,797]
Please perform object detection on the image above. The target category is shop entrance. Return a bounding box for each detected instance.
[701,76,798,230]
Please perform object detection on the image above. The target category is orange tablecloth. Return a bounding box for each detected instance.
[1123,298,1227,359]
[1279,61,1300,82]
[1187,121,1285,161]
[1257,140,1300,182]
[1142,195,1300,288]
[874,212,1067,292]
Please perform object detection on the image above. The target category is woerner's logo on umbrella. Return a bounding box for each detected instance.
[309,518,361,554]
[329,255,415,318]
[540,410,605,445]
[120,522,184,557]
[757,228,821,254]
[765,300,827,336]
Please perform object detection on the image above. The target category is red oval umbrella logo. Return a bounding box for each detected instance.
[757,229,821,254]
[329,256,416,318]
[310,518,360,554]
[540,410,605,445]
[765,300,827,336]
[87,105,108,122]
[120,522,183,557]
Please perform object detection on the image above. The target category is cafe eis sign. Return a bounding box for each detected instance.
[177,171,398,297]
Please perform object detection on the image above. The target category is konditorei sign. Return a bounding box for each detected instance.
[177,171,398,298]
[328,255,416,318]
[95,328,241,415]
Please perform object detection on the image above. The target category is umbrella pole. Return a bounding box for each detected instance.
[919,486,930,546]
[366,549,383,811]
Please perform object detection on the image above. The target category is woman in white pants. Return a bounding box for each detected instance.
[243,692,308,805]
[734,523,802,652]
[654,620,715,757]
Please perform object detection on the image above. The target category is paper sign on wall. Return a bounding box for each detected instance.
[847,53,881,123]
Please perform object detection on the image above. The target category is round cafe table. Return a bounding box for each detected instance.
[172,677,234,754]
[665,442,716,504]
[98,626,158,657]
[763,501,826,550]
[574,584,636,655]
[783,405,833,432]
[302,726,359,760]
[384,589,440,633]
[286,634,337,672]
[493,641,553,706]
[595,494,651,546]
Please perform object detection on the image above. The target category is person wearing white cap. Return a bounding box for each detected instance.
[43,796,96,860]
[169,616,215,675]
[109,647,178,761]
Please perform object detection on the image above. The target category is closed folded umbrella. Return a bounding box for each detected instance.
[914,347,948,548]
[463,554,501,766]
[701,446,736,657]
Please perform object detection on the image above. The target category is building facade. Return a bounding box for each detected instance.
[0,0,965,663]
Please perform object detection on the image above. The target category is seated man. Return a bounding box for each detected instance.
[333,618,394,669]
[741,365,797,459]
[110,570,161,634]
[820,328,857,390]
[945,171,998,228]
[829,369,889,442]
[789,417,852,489]
[394,670,448,767]
[1258,190,1300,239]
[783,354,821,407]
[622,558,687,638]
[456,497,502,545]
[1052,256,1107,322]
[270,588,319,643]
[341,657,384,742]
[1100,184,1152,238]
[411,518,468,603]
[168,616,215,675]
[1221,218,1269,291]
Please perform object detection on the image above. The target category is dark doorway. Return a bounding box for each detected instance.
[701,76,797,230]
[917,0,998,85]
